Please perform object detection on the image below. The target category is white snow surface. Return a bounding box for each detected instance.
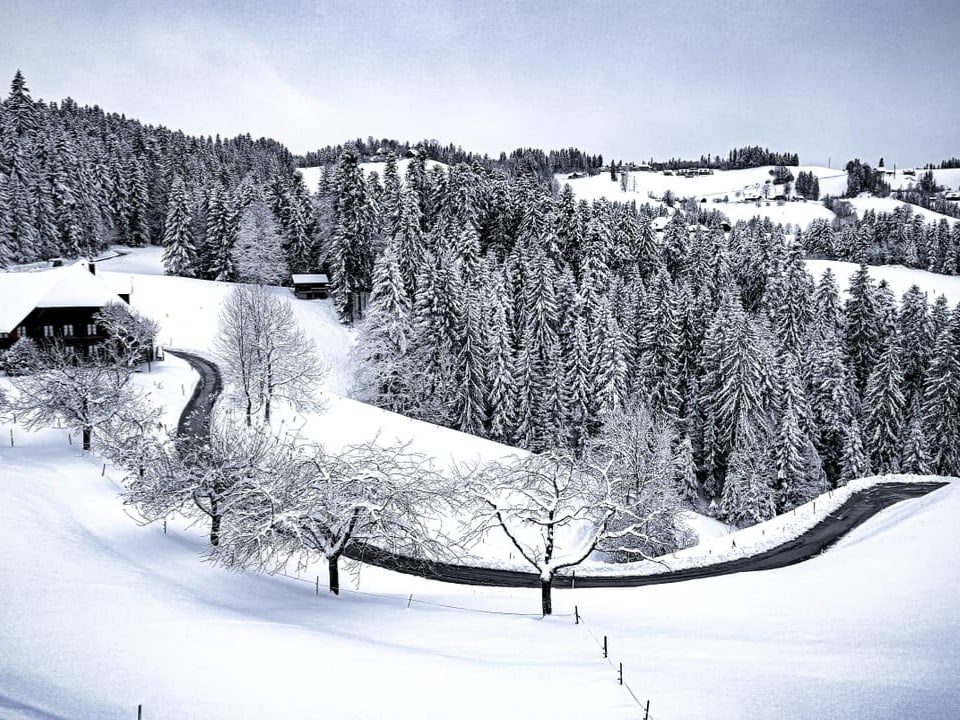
[2,247,959,718]
[805,259,960,307]
[846,195,959,226]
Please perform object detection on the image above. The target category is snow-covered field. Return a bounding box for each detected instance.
[806,259,960,306]
[2,247,959,719]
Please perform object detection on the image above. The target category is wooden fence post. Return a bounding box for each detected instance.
[603,635,607,658]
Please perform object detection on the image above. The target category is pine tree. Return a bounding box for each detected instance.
[161,177,197,277]
[807,329,856,486]
[921,312,960,475]
[898,285,933,405]
[862,336,906,474]
[844,264,884,392]
[456,294,489,436]
[329,144,377,322]
[900,395,930,474]
[594,298,629,418]
[355,239,414,413]
[840,417,869,484]
[775,354,825,510]
[232,200,288,285]
[484,269,516,444]
[720,432,776,527]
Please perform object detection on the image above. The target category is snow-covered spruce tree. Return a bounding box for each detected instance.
[839,417,870,485]
[354,239,415,413]
[456,294,490,437]
[161,176,197,277]
[205,186,236,282]
[806,328,856,487]
[214,284,326,426]
[921,310,960,475]
[844,264,885,393]
[862,335,906,475]
[900,396,931,474]
[719,424,777,527]
[232,200,288,286]
[697,291,774,500]
[593,296,629,418]
[774,353,826,511]
[897,285,933,406]
[0,336,44,375]
[213,439,453,596]
[329,144,378,322]
[767,241,814,359]
[561,298,596,454]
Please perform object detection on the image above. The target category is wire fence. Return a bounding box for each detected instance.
[574,604,656,719]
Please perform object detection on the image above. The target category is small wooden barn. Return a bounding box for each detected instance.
[291,273,330,300]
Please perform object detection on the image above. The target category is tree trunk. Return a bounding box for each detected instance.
[210,501,221,547]
[541,577,552,616]
[328,555,340,595]
[82,425,92,451]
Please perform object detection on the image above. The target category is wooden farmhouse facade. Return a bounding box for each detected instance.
[0,261,131,355]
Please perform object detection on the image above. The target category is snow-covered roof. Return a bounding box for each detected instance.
[291,273,329,284]
[0,262,125,333]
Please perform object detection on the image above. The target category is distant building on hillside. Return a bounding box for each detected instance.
[291,273,330,300]
[0,261,131,354]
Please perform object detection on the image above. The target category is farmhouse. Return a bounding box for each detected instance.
[0,261,130,354]
[291,273,330,300]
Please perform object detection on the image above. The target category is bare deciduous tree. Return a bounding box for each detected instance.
[463,431,687,615]
[462,450,618,615]
[213,438,453,595]
[6,344,141,450]
[124,410,296,546]
[586,401,693,560]
[94,301,159,369]
[214,285,327,425]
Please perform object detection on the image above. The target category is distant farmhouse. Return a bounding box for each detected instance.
[0,261,131,354]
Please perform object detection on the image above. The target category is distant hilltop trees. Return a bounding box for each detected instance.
[298,138,604,182]
[299,141,802,179]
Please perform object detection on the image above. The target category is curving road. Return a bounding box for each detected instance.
[170,351,948,589]
[164,349,222,444]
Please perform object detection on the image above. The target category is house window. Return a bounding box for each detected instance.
[63,324,75,337]
[0,332,7,340]
[43,325,55,338]
[17,326,27,338]
[86,323,98,336]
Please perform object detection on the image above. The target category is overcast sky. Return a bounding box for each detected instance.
[4,0,958,167]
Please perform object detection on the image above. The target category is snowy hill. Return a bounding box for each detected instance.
[1,415,957,719]
[2,248,959,718]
